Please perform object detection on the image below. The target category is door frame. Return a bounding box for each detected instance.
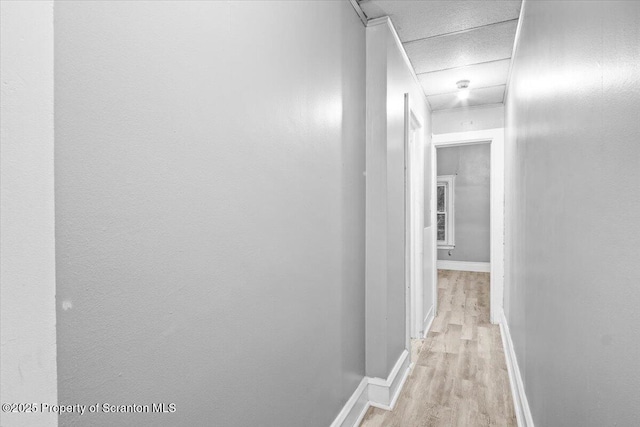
[404,94,425,344]
[431,128,505,324]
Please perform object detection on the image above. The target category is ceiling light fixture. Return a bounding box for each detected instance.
[456,80,470,100]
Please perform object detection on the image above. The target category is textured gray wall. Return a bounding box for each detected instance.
[437,144,490,263]
[0,3,58,426]
[384,27,432,374]
[504,1,640,426]
[55,2,366,426]
[365,20,431,379]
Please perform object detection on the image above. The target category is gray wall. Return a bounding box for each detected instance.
[437,144,490,263]
[54,2,366,426]
[432,104,504,135]
[365,20,431,379]
[1,2,58,426]
[385,26,432,371]
[504,1,640,426]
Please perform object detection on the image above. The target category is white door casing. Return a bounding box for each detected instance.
[431,129,505,324]
[405,94,425,341]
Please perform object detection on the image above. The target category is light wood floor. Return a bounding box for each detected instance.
[360,270,517,427]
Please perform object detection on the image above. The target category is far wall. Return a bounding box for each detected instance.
[437,144,490,263]
[432,104,504,134]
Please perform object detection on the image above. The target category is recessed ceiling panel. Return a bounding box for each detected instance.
[418,59,511,96]
[427,85,506,111]
[359,0,522,42]
[404,20,518,74]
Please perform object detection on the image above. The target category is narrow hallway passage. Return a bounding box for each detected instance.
[361,270,516,426]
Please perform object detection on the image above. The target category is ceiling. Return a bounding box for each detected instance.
[357,0,522,111]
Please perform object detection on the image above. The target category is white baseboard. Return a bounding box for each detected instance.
[422,305,435,338]
[437,260,490,273]
[499,311,535,427]
[331,351,411,426]
[332,310,438,426]
[368,349,411,411]
[330,377,370,427]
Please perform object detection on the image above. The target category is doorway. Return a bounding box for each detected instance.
[430,129,505,324]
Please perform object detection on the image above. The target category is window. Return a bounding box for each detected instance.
[437,175,455,249]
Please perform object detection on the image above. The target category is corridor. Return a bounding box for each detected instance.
[2,0,639,426]
[361,270,515,426]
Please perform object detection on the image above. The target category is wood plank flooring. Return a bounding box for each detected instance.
[360,270,516,427]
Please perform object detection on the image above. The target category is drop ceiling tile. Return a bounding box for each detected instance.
[418,59,511,96]
[427,85,505,111]
[404,20,518,74]
[359,0,522,42]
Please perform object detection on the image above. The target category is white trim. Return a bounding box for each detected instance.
[368,350,411,411]
[331,306,437,426]
[499,312,535,427]
[430,138,439,319]
[405,94,410,350]
[405,94,425,341]
[503,0,527,103]
[329,377,370,427]
[432,128,505,324]
[436,175,455,249]
[436,260,490,273]
[329,353,410,427]
[366,17,430,107]
[422,305,435,338]
[489,130,505,324]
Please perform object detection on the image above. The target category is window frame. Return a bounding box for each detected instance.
[436,175,455,250]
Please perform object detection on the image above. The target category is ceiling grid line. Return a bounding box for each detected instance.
[415,57,513,77]
[402,18,520,45]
